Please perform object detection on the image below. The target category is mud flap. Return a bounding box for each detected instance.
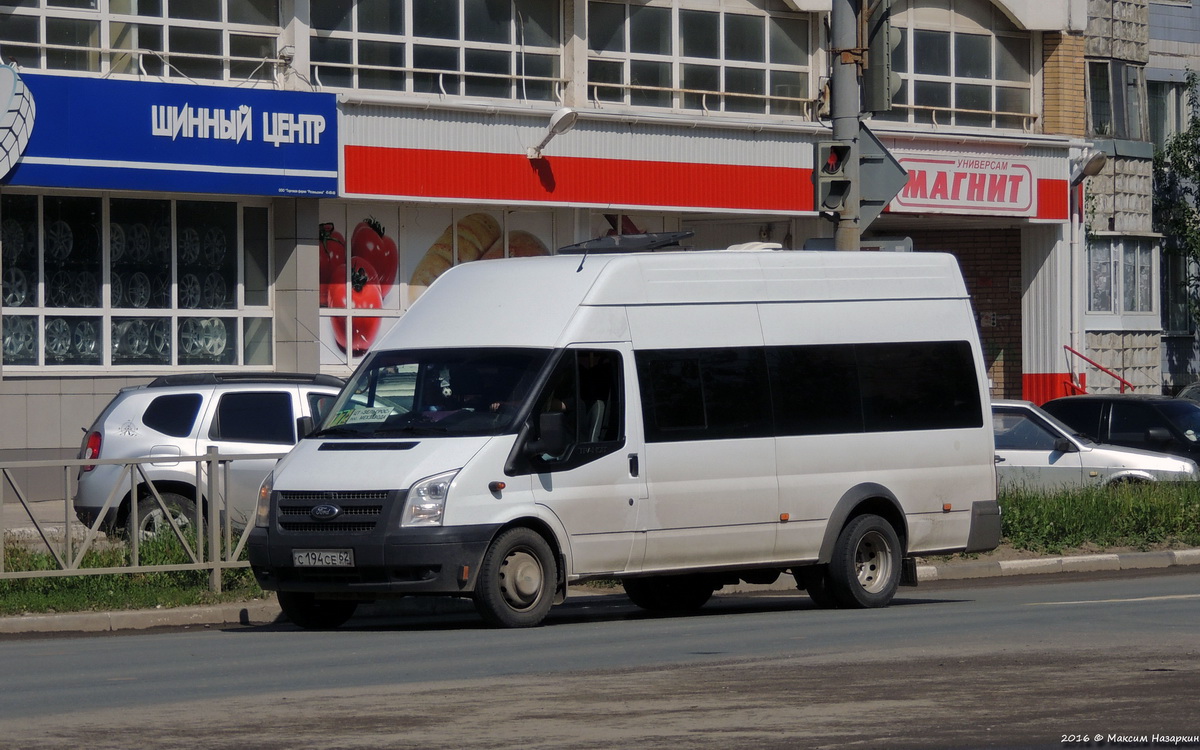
[900,556,918,587]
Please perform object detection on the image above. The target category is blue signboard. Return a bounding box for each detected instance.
[4,73,337,197]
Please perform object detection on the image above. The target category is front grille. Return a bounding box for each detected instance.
[276,490,396,533]
[280,490,389,503]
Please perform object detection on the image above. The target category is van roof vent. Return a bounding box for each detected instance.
[724,242,783,252]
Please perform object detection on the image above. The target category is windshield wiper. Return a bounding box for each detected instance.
[307,426,365,439]
[374,425,449,436]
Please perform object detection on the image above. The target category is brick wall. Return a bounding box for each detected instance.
[907,229,1023,399]
[1042,33,1087,137]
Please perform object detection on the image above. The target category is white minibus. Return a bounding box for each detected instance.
[249,244,1000,628]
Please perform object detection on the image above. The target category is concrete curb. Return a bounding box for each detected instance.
[2,549,1197,635]
[0,600,283,635]
[914,548,1200,582]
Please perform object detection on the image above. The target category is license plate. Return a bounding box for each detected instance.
[292,549,354,567]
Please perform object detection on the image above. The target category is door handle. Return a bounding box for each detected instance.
[628,453,639,477]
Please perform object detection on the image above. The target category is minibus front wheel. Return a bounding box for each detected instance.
[826,514,901,608]
[474,527,558,628]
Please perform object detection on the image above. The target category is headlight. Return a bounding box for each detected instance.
[403,469,458,527]
[255,471,274,528]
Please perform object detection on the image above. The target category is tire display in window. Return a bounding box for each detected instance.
[3,195,257,367]
[44,219,73,262]
[179,317,227,358]
[3,266,29,307]
[2,315,37,364]
[2,219,27,262]
[42,316,101,365]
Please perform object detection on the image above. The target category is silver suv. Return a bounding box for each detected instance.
[75,372,343,536]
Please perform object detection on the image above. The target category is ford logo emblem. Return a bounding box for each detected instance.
[310,503,342,521]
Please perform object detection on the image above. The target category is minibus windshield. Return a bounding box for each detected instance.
[313,348,552,438]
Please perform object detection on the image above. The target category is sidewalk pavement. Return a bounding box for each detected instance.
[2,545,1197,636]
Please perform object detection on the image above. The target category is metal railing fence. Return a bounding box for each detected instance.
[0,448,285,592]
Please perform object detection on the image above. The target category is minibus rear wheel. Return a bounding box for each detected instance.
[474,527,558,628]
[277,591,358,630]
[827,514,901,608]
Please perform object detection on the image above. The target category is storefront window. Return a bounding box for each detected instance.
[110,198,171,310]
[44,196,102,309]
[1,194,38,310]
[587,1,812,116]
[1,193,273,369]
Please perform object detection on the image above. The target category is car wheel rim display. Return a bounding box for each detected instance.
[126,272,151,308]
[179,273,201,309]
[3,316,36,359]
[73,320,97,355]
[109,223,126,263]
[45,317,71,358]
[151,319,171,356]
[3,218,26,261]
[45,220,73,261]
[202,226,225,266]
[48,271,71,307]
[202,272,226,308]
[129,223,151,263]
[2,267,28,306]
[179,227,200,265]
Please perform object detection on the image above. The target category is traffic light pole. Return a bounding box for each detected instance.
[830,0,861,250]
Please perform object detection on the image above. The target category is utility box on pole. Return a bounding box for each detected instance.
[862,0,900,113]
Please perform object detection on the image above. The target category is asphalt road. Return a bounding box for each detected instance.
[0,569,1197,749]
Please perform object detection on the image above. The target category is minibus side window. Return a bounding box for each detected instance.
[857,341,983,431]
[526,349,625,471]
[768,345,863,435]
[636,347,772,442]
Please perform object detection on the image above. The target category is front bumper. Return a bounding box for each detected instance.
[247,488,502,596]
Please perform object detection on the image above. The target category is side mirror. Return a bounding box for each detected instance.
[295,416,315,442]
[1052,437,1077,454]
[1146,426,1173,445]
[527,411,568,458]
[313,396,335,423]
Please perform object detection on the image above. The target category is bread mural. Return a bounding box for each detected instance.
[410,213,549,287]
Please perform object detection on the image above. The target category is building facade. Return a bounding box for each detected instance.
[1,0,1095,492]
[1149,0,1200,389]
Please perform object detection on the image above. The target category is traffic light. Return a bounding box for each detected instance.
[815,141,853,213]
[862,0,901,113]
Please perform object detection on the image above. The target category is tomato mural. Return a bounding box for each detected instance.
[319,219,394,354]
[350,218,399,297]
[329,261,383,355]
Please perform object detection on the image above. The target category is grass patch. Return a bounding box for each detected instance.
[1000,482,1200,554]
[1,532,261,616]
[4,483,1200,615]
